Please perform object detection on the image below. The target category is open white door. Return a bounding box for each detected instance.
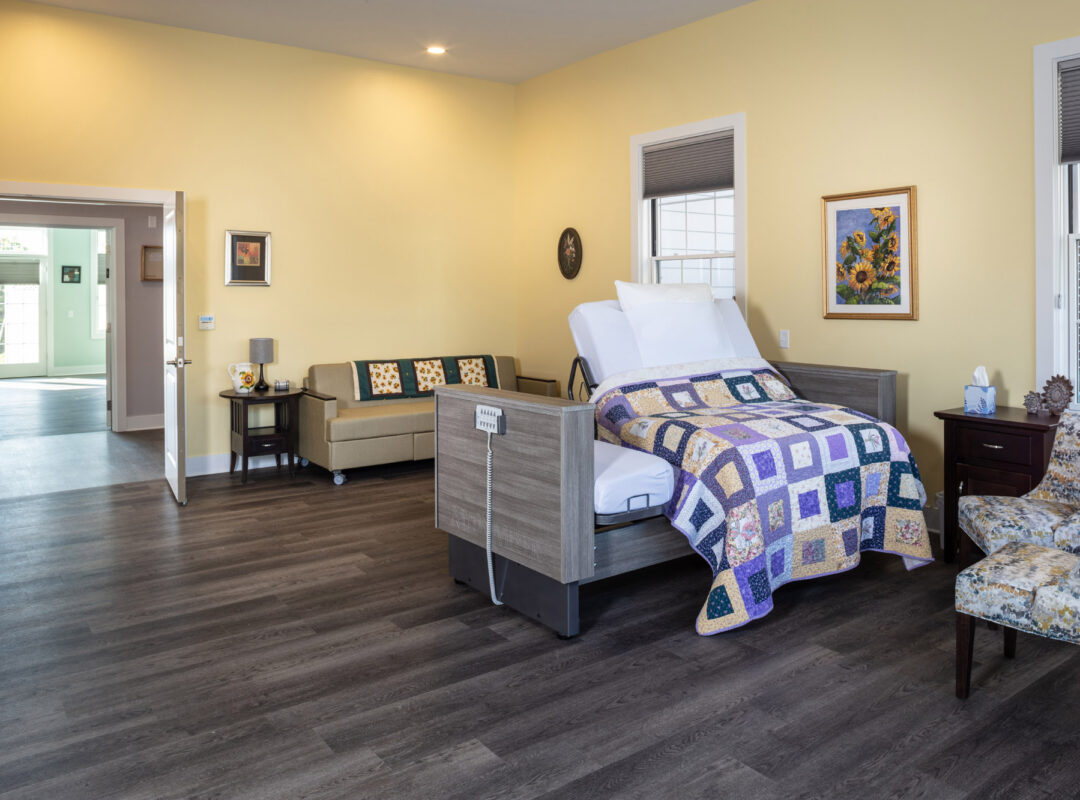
[163,191,188,504]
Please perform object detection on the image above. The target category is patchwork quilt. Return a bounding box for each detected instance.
[593,358,933,634]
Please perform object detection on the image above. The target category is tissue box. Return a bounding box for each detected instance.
[964,385,996,415]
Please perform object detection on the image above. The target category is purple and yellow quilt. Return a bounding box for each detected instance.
[593,359,933,634]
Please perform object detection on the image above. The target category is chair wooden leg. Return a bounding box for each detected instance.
[956,612,976,699]
[1003,626,1017,659]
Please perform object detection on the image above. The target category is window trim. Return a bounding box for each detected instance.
[1034,35,1080,388]
[630,113,747,316]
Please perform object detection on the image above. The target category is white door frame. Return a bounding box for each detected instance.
[0,212,127,428]
[0,180,182,458]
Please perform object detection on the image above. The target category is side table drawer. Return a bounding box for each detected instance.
[958,426,1031,467]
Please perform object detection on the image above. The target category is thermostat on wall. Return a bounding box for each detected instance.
[198,314,215,330]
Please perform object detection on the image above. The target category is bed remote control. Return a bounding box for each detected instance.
[475,404,505,434]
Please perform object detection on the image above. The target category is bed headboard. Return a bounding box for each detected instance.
[770,361,897,426]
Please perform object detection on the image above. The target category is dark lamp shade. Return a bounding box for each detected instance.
[249,338,274,364]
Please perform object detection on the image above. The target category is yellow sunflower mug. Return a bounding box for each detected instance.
[227,362,257,394]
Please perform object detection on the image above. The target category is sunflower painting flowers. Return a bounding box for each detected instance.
[822,186,918,320]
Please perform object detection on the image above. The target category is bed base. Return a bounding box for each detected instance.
[435,363,898,638]
[449,515,694,637]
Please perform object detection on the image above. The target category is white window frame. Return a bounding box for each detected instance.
[630,113,747,316]
[1034,35,1080,395]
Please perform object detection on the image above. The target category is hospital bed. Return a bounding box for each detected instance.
[434,297,902,637]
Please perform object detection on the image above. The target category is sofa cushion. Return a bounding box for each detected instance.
[327,401,435,442]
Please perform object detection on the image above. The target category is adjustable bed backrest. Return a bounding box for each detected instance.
[568,297,760,386]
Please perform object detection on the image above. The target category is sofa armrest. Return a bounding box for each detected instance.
[299,391,337,468]
[516,375,559,398]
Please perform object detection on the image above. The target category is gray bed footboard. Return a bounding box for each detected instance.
[770,361,896,426]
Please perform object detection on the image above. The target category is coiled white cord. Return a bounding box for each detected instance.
[485,430,503,605]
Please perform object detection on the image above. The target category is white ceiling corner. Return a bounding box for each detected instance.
[27,0,756,84]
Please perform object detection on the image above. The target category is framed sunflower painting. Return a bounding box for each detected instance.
[822,186,917,320]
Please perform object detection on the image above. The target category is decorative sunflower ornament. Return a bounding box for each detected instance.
[1023,391,1045,416]
[1042,375,1074,415]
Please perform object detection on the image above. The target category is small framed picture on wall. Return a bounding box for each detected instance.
[225,230,271,286]
[141,245,164,281]
[61,265,81,283]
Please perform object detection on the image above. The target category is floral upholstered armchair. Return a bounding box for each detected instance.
[958,410,1080,557]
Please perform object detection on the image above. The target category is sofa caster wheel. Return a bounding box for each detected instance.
[332,471,346,486]
[299,458,309,468]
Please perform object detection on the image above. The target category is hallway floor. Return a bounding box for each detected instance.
[0,376,109,439]
[0,376,163,500]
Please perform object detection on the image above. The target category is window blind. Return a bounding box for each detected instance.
[1061,58,1080,164]
[642,131,734,198]
[0,260,40,285]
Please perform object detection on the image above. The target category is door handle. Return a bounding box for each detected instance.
[166,359,193,366]
[981,443,1004,450]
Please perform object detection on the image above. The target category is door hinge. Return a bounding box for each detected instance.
[106,400,112,411]
[106,267,110,279]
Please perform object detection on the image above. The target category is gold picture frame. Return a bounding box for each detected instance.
[140,245,163,281]
[822,186,918,320]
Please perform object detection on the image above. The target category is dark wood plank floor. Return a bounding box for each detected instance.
[0,376,107,439]
[2,463,1078,799]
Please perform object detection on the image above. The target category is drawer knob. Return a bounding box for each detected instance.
[982,443,1004,450]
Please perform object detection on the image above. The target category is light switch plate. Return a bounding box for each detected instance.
[779,329,790,349]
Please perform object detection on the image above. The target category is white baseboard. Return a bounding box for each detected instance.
[187,452,296,477]
[48,364,106,376]
[122,413,164,431]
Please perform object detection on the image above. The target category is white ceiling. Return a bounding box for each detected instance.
[29,0,755,84]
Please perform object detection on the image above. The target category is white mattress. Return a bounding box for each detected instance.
[593,440,674,516]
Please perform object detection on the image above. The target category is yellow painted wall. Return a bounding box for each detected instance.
[512,0,1080,494]
[0,0,516,460]
[6,0,1080,493]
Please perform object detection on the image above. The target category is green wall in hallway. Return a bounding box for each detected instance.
[51,228,104,372]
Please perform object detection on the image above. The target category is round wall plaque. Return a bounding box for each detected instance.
[557,227,582,279]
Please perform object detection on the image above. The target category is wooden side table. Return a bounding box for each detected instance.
[219,388,303,483]
[934,406,1059,564]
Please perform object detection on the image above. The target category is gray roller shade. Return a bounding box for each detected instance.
[1061,58,1080,164]
[0,260,40,285]
[642,131,734,198]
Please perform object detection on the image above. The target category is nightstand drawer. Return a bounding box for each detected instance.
[958,427,1031,467]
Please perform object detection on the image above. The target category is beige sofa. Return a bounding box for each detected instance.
[299,357,556,484]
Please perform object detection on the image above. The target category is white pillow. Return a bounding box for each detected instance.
[615,280,713,310]
[624,301,734,368]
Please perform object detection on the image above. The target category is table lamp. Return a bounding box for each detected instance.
[249,337,274,392]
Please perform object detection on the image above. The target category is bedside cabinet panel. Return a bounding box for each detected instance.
[957,463,1032,498]
[934,406,1060,564]
[958,426,1031,467]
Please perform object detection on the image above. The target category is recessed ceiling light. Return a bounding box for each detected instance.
[426,45,446,55]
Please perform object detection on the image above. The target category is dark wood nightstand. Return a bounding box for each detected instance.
[934,406,1059,564]
[220,388,303,483]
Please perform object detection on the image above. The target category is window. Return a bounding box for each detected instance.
[631,114,746,313]
[0,227,46,368]
[1035,37,1080,405]
[652,190,735,294]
